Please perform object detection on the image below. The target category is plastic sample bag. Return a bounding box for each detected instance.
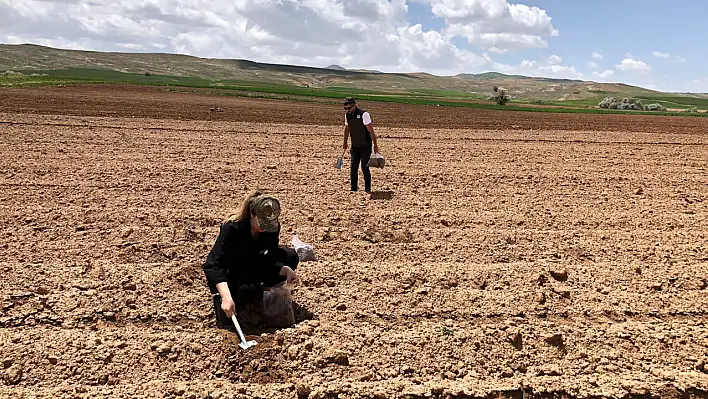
[366,152,385,168]
[291,234,317,262]
[262,282,296,328]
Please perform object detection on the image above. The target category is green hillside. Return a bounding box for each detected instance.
[2,43,708,113]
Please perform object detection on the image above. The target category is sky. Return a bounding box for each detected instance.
[1,0,707,93]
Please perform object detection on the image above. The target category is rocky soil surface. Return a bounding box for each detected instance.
[1,85,707,398]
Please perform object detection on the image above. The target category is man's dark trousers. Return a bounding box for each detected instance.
[350,146,372,192]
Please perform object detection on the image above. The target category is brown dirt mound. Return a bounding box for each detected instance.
[1,85,707,398]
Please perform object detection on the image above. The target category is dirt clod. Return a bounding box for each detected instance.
[508,332,523,350]
[297,384,311,399]
[321,349,349,366]
[552,287,571,298]
[550,268,568,282]
[156,342,172,355]
[537,274,548,286]
[627,384,649,396]
[697,359,707,373]
[3,365,22,385]
[173,383,187,396]
[538,364,562,376]
[544,333,564,346]
[536,292,546,304]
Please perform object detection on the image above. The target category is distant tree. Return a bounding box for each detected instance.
[644,103,667,112]
[599,96,643,110]
[598,96,619,109]
[489,86,510,105]
[617,98,643,110]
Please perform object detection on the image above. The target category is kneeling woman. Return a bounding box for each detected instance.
[203,191,299,328]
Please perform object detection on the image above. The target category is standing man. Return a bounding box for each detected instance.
[342,97,380,192]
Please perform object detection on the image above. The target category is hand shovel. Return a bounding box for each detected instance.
[231,313,257,350]
[335,149,345,169]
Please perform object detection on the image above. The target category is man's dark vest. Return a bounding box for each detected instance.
[346,108,372,148]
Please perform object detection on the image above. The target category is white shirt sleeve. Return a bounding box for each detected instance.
[344,114,348,126]
[362,112,372,125]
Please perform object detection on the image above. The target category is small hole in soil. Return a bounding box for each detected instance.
[216,297,316,384]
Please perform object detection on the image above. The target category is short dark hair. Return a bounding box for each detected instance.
[343,97,356,105]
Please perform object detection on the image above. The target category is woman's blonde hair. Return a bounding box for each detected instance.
[226,190,263,223]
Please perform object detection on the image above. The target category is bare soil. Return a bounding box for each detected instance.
[1,84,707,398]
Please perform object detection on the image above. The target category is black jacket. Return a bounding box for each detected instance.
[346,107,372,149]
[202,219,282,293]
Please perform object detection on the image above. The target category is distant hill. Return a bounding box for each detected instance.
[2,44,707,108]
[350,68,383,74]
[459,72,530,81]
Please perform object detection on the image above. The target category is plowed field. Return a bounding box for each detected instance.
[1,85,707,399]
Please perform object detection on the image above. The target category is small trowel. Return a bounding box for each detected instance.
[231,314,257,350]
[335,149,345,169]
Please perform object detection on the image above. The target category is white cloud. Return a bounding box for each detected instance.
[494,55,584,80]
[428,0,559,53]
[0,0,553,74]
[587,61,598,69]
[547,54,562,64]
[394,24,492,72]
[615,58,651,73]
[592,69,614,81]
[652,51,686,63]
[591,52,603,60]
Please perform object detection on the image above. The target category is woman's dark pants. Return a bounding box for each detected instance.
[212,247,299,328]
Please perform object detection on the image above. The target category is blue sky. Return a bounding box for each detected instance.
[407,0,706,92]
[1,0,706,92]
[505,1,703,92]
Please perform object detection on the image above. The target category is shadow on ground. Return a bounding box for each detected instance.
[369,190,394,200]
